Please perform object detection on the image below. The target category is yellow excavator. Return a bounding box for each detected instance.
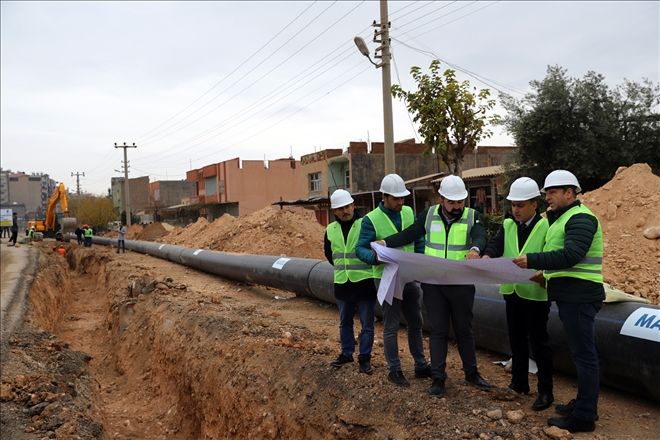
[28,183,77,241]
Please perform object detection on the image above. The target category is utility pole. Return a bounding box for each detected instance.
[71,171,85,196]
[354,0,395,174]
[114,142,137,227]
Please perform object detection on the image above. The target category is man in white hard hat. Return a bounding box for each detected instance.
[324,189,377,375]
[381,174,492,397]
[356,174,431,386]
[513,170,604,433]
[482,177,554,411]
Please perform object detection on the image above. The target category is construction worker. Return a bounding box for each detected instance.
[8,212,19,247]
[325,189,377,374]
[513,170,604,433]
[482,177,554,410]
[56,245,66,257]
[116,222,127,253]
[380,175,492,396]
[356,174,431,387]
[75,226,84,245]
[27,226,36,244]
[83,224,93,247]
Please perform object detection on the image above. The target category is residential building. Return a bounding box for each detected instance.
[0,169,9,204]
[2,170,56,220]
[186,157,303,219]
[111,176,151,216]
[150,180,197,208]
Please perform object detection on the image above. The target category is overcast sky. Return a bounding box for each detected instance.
[1,1,658,195]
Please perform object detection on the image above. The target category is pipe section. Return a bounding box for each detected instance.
[89,236,659,401]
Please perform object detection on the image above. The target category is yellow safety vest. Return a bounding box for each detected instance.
[424,206,475,260]
[327,219,375,284]
[84,228,93,237]
[366,205,415,278]
[500,217,549,301]
[543,204,603,283]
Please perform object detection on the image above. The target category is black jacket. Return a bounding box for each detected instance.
[483,212,543,257]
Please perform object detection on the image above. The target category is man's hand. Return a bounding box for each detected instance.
[373,240,386,247]
[530,270,546,288]
[513,255,528,268]
[467,249,480,260]
[481,255,491,259]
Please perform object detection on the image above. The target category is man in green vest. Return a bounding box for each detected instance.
[513,170,604,433]
[83,224,93,247]
[482,177,554,411]
[356,174,431,387]
[324,189,377,374]
[382,175,492,397]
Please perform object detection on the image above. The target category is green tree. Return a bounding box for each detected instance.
[501,66,660,191]
[392,60,499,176]
[69,196,117,230]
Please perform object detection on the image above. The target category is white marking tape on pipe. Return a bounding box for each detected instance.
[193,249,203,256]
[620,307,660,342]
[158,244,165,250]
[272,258,290,270]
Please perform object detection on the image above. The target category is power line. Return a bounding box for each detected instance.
[395,1,478,38]
[408,1,500,39]
[391,50,420,143]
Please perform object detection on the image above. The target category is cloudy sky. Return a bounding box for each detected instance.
[1,1,658,195]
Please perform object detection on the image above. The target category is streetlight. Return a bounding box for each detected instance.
[354,0,395,175]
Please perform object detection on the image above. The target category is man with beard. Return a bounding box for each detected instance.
[325,189,377,374]
[379,175,492,397]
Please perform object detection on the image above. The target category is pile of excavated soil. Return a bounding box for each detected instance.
[159,207,325,259]
[580,163,660,304]
[126,224,143,240]
[135,222,170,241]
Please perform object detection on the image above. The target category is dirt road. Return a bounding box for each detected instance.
[1,243,659,439]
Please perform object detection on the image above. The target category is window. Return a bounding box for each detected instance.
[309,172,321,192]
[344,169,350,188]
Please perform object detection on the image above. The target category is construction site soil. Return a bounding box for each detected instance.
[1,164,658,439]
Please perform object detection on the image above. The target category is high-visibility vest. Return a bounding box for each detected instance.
[424,206,475,260]
[84,228,93,237]
[28,229,35,238]
[543,204,603,283]
[366,205,415,278]
[327,218,375,284]
[500,217,549,301]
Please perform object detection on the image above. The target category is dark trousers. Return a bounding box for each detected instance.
[505,293,553,395]
[557,300,602,422]
[421,283,477,381]
[84,236,92,247]
[336,299,375,358]
[117,239,125,253]
[9,229,18,245]
[76,234,83,245]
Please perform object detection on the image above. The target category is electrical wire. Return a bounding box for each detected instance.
[391,50,421,143]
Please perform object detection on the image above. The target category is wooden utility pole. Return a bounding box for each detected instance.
[114,142,137,227]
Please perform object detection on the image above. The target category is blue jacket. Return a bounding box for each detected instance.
[356,202,425,265]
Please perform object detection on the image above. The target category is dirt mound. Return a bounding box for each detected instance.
[160,207,325,259]
[135,222,170,241]
[580,163,660,304]
[125,224,143,240]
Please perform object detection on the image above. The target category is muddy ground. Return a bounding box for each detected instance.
[1,243,659,440]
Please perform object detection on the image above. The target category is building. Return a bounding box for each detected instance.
[150,180,197,208]
[111,176,151,217]
[1,170,56,220]
[185,157,303,219]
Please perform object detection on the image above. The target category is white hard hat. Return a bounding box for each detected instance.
[330,189,354,209]
[542,170,581,193]
[379,174,410,197]
[507,177,541,201]
[438,175,468,201]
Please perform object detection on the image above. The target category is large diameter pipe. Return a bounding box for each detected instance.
[89,236,660,401]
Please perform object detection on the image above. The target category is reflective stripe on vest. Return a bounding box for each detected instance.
[327,218,374,284]
[424,206,474,260]
[543,204,603,283]
[500,217,549,301]
[366,205,414,278]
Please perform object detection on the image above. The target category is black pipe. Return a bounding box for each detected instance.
[87,236,660,401]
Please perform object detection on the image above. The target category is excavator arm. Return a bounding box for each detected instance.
[44,183,69,230]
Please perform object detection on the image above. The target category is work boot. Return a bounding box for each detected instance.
[507,382,529,395]
[555,399,599,420]
[547,415,595,433]
[330,354,353,368]
[532,393,554,411]
[414,364,433,379]
[358,355,373,375]
[465,371,493,390]
[428,378,446,397]
[387,370,410,387]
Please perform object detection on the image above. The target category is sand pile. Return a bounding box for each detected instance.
[580,163,660,304]
[159,207,325,259]
[125,224,143,240]
[136,222,170,241]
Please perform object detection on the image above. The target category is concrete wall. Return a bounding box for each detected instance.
[150,180,197,208]
[111,176,151,213]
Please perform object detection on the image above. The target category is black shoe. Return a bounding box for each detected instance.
[555,399,599,420]
[330,354,353,368]
[428,378,446,397]
[358,355,373,375]
[414,364,432,378]
[388,370,410,387]
[507,383,529,395]
[465,372,493,390]
[532,393,554,411]
[547,416,595,433]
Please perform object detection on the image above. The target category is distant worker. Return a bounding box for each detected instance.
[482,177,554,410]
[0,225,8,238]
[55,245,66,257]
[356,174,431,387]
[116,222,127,253]
[8,212,19,247]
[27,226,36,244]
[325,189,377,374]
[75,226,84,245]
[380,175,492,396]
[513,170,604,433]
[83,224,93,247]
